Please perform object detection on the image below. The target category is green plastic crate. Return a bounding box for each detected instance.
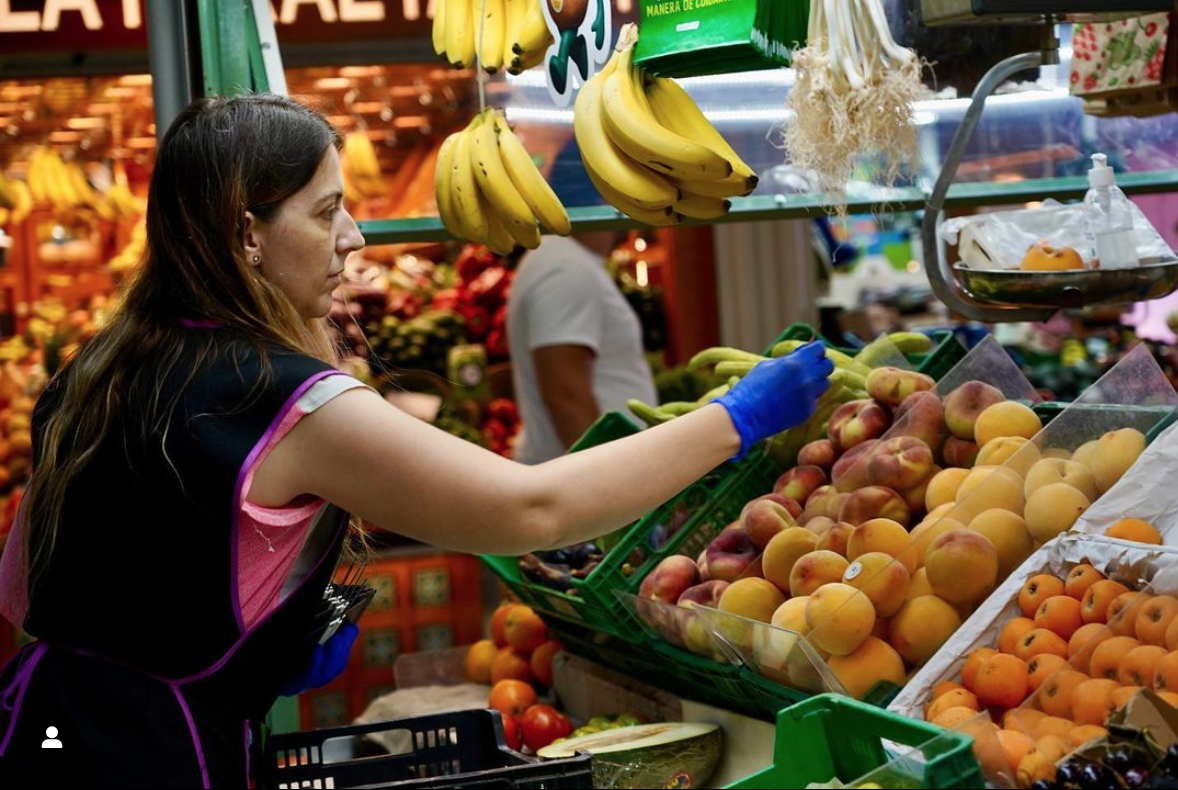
[726,694,983,789]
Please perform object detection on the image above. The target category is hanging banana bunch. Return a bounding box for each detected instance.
[435,108,570,255]
[341,131,386,202]
[434,0,553,74]
[0,174,32,226]
[98,161,144,222]
[575,23,758,227]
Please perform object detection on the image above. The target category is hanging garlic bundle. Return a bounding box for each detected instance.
[786,0,924,202]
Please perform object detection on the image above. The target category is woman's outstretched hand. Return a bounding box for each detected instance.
[716,342,834,458]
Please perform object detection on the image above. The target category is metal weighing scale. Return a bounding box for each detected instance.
[918,1,1178,321]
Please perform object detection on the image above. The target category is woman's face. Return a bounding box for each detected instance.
[245,147,365,318]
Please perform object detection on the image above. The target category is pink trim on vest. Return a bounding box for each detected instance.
[170,683,211,789]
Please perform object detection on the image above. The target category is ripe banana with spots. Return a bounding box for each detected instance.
[435,0,549,74]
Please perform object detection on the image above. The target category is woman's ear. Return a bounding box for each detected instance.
[243,210,263,267]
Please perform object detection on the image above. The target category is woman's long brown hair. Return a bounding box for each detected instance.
[24,94,344,587]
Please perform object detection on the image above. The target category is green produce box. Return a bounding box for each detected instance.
[726,694,983,789]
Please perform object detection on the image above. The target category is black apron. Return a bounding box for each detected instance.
[0,338,351,787]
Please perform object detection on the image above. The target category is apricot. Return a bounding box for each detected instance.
[1087,428,1146,493]
[1082,579,1131,624]
[719,578,787,623]
[770,596,808,633]
[1089,636,1141,681]
[907,567,934,600]
[1065,563,1105,601]
[962,647,999,692]
[1015,629,1069,662]
[1137,595,1178,645]
[1120,645,1166,688]
[925,468,971,512]
[827,636,906,700]
[1108,592,1152,637]
[997,729,1035,776]
[925,529,999,605]
[999,617,1037,655]
[1025,483,1090,543]
[762,527,818,593]
[1019,575,1066,618]
[976,653,1031,710]
[805,583,876,656]
[1153,650,1178,692]
[975,402,1043,447]
[789,550,849,598]
[1070,440,1100,474]
[1072,678,1121,726]
[953,465,1025,522]
[1035,595,1083,640]
[1038,669,1088,719]
[927,687,981,721]
[907,517,967,569]
[889,595,962,666]
[1106,517,1163,545]
[970,509,1033,578]
[847,518,917,574]
[977,436,1041,477]
[1024,458,1098,502]
[843,551,910,618]
[1027,653,1068,691]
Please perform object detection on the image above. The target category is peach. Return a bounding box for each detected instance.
[1088,428,1146,493]
[901,468,937,515]
[866,367,935,407]
[868,436,936,492]
[743,500,798,551]
[976,436,1041,478]
[828,399,893,452]
[969,509,1033,577]
[770,596,809,634]
[806,582,877,656]
[893,391,947,456]
[831,439,880,493]
[1082,579,1131,624]
[953,465,1025,522]
[1071,440,1100,474]
[975,401,1042,447]
[816,521,854,556]
[762,527,818,593]
[828,636,906,700]
[843,551,911,617]
[802,485,840,523]
[798,439,838,471]
[872,616,890,640]
[705,529,758,582]
[908,517,967,569]
[848,518,916,571]
[1024,458,1098,502]
[1108,592,1152,637]
[718,578,787,623]
[697,548,711,581]
[943,437,980,469]
[1035,595,1083,640]
[1137,595,1178,645]
[889,595,962,665]
[925,468,970,512]
[742,492,804,523]
[908,567,934,600]
[789,550,849,597]
[774,465,829,507]
[678,579,729,608]
[1120,645,1166,688]
[1043,448,1072,460]
[1025,483,1090,543]
[639,555,701,604]
[839,486,911,527]
[805,516,836,537]
[925,529,999,605]
[944,381,1005,441]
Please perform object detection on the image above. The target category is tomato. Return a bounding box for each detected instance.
[500,713,522,751]
[518,705,573,752]
[488,679,537,718]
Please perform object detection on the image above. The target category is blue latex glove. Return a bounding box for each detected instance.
[281,623,359,696]
[715,342,834,459]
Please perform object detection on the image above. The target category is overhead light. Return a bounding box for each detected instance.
[127,137,156,149]
[393,116,428,129]
[314,77,354,90]
[390,86,421,98]
[351,102,386,113]
[117,74,153,86]
[339,66,383,78]
[48,131,83,142]
[67,117,106,130]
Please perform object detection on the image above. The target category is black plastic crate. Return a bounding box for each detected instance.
[258,709,592,789]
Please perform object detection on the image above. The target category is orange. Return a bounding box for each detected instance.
[1065,563,1106,600]
[1108,592,1153,637]
[1072,678,1121,726]
[1015,628,1069,662]
[1069,724,1108,747]
[1105,518,1163,545]
[975,653,1031,710]
[490,647,534,684]
[504,606,549,653]
[464,639,498,684]
[998,617,1036,655]
[1082,580,1131,624]
[1002,708,1045,737]
[962,647,999,692]
[1039,669,1088,719]
[997,729,1035,776]
[1154,651,1178,692]
[933,680,968,699]
[931,705,978,730]
[1158,690,1178,707]
[1069,623,1111,670]
[1112,685,1143,710]
[927,688,980,722]
[490,603,520,648]
[1137,596,1178,645]
[1089,636,1141,681]
[488,679,536,718]
[1027,654,1068,691]
[1120,645,1167,688]
[1035,595,1083,640]
[529,640,563,688]
[1019,575,1066,618]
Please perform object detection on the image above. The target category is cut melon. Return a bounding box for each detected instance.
[537,721,722,789]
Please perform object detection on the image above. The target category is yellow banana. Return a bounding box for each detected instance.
[674,192,731,220]
[600,28,732,182]
[495,114,570,236]
[27,149,47,205]
[66,162,96,207]
[9,180,31,224]
[480,192,518,256]
[477,0,506,73]
[509,44,546,75]
[574,59,679,209]
[451,126,489,243]
[584,161,681,228]
[445,0,476,68]
[512,0,553,59]
[677,174,757,199]
[502,0,522,69]
[432,0,448,56]
[434,132,461,237]
[647,76,757,185]
[471,113,540,249]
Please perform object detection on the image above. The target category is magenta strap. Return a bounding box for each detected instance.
[0,642,48,757]
[170,684,211,789]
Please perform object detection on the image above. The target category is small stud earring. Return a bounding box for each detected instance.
[253,255,261,264]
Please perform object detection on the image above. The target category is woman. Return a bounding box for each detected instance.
[0,95,831,787]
